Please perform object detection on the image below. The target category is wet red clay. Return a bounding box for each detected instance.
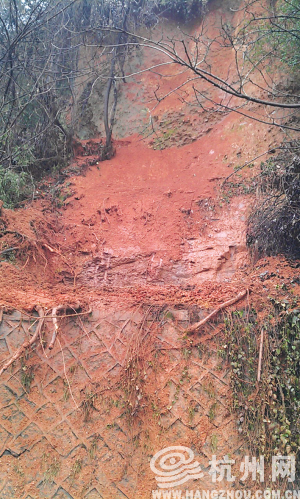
[0,1,297,314]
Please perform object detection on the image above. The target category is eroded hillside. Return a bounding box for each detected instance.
[0,1,299,498]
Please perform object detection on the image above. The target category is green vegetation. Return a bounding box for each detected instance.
[20,361,34,392]
[251,0,300,73]
[70,458,83,480]
[0,167,33,208]
[0,0,162,207]
[42,455,61,484]
[224,302,300,478]
[88,435,99,459]
[208,401,217,421]
[0,0,298,209]
[211,433,218,452]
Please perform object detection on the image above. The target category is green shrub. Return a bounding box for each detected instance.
[0,167,33,208]
[224,303,300,477]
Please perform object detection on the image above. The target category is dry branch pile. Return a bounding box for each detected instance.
[247,148,300,259]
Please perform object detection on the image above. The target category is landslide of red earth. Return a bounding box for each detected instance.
[0,4,300,499]
[0,0,298,312]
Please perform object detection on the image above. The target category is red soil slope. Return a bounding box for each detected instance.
[0,1,295,311]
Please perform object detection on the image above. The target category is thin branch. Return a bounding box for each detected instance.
[185,290,248,334]
[257,329,264,382]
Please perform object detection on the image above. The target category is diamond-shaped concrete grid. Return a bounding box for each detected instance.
[98,450,126,483]
[48,348,75,376]
[111,485,129,498]
[0,404,30,434]
[43,376,68,402]
[32,360,58,387]
[52,487,74,498]
[0,338,9,357]
[94,464,112,489]
[37,480,59,499]
[118,473,139,498]
[101,423,127,454]
[47,421,80,457]
[59,321,82,344]
[9,421,43,455]
[18,389,43,414]
[160,411,178,430]
[0,384,16,407]
[108,339,127,365]
[0,424,11,451]
[69,332,106,357]
[1,484,16,499]
[66,408,101,438]
[5,325,27,351]
[155,323,181,348]
[2,373,25,397]
[84,488,104,498]
[85,351,118,377]
[0,308,245,498]
[35,403,63,429]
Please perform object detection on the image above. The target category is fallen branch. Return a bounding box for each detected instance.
[0,306,44,376]
[185,289,248,334]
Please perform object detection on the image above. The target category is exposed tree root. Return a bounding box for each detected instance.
[185,289,248,334]
[0,304,90,376]
[0,306,44,376]
[48,303,82,350]
[49,305,60,350]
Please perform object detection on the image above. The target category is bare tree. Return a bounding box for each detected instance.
[0,0,80,180]
[0,0,159,193]
[103,0,300,133]
[0,0,299,209]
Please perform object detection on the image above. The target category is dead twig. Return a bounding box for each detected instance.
[0,306,44,376]
[0,247,19,256]
[57,337,79,410]
[257,329,264,382]
[185,289,248,334]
